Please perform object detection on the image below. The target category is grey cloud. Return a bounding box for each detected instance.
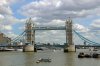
[19,0,100,21]
[90,19,100,31]
[0,5,13,15]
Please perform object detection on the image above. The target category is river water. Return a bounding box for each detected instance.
[0,49,100,66]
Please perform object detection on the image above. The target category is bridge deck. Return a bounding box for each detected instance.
[75,45,100,47]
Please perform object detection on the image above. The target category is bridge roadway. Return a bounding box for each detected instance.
[75,45,100,48]
[0,45,100,48]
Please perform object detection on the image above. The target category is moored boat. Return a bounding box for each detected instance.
[92,53,100,58]
[0,48,15,51]
[84,54,91,58]
[78,52,100,58]
[78,52,85,58]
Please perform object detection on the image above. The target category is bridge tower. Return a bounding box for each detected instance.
[23,18,35,52]
[64,18,76,52]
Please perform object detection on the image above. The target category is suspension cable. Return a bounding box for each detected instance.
[73,30,100,45]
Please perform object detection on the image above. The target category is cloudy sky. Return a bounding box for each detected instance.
[0,0,100,45]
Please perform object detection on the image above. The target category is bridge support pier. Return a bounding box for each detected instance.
[23,45,34,52]
[64,45,76,52]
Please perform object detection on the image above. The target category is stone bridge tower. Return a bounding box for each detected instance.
[23,18,35,52]
[25,18,35,45]
[64,18,76,52]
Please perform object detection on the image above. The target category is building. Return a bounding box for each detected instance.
[0,33,11,45]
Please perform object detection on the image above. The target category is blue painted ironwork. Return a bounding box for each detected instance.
[73,30,100,45]
[11,26,100,47]
[12,31,25,42]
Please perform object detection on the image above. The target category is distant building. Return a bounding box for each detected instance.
[0,33,11,45]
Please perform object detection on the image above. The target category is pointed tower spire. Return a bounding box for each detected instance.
[28,17,32,24]
[67,17,72,23]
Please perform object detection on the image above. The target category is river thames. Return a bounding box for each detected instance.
[0,49,100,66]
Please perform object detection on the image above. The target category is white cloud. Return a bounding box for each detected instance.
[73,23,89,32]
[6,0,20,4]
[91,19,100,28]
[0,0,16,15]
[41,19,65,26]
[0,0,7,5]
[0,14,4,22]
[19,0,100,20]
[0,0,21,16]
[0,0,20,5]
[90,19,100,41]
[35,30,66,44]
[0,14,4,19]
[0,24,12,31]
[1,15,26,25]
[4,25,12,30]
[5,31,18,39]
[0,5,13,15]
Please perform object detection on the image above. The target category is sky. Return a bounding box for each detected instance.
[0,0,100,45]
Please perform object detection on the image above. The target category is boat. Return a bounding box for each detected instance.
[84,54,91,58]
[36,60,40,63]
[78,52,85,58]
[93,48,98,51]
[36,58,51,63]
[15,49,23,51]
[78,52,100,58]
[0,48,15,51]
[92,53,100,58]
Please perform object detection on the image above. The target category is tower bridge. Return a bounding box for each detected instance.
[11,17,100,52]
[22,17,75,52]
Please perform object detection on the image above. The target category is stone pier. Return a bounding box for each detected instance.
[23,45,34,52]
